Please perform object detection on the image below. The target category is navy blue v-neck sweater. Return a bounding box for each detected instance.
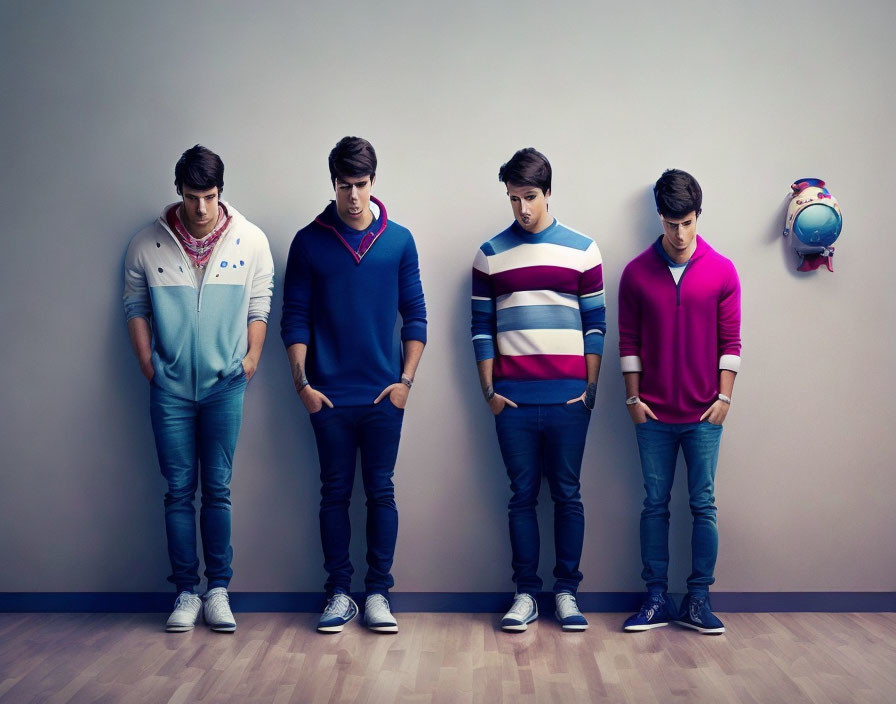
[281,197,427,406]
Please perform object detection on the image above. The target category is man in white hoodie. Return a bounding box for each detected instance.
[123,145,274,632]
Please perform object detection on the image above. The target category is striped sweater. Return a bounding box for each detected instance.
[471,219,606,404]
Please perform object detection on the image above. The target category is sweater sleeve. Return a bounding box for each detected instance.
[247,229,275,324]
[123,235,152,322]
[618,264,643,372]
[471,247,496,362]
[398,233,427,344]
[717,260,742,371]
[578,241,606,356]
[280,232,312,347]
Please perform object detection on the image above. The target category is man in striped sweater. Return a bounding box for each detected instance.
[471,148,606,632]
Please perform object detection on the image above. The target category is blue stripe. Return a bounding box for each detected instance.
[497,304,581,332]
[473,337,494,361]
[483,222,593,256]
[1,592,891,613]
[471,298,494,314]
[578,291,605,311]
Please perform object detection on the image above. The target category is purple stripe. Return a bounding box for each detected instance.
[472,268,491,297]
[491,266,581,297]
[579,264,603,294]
[496,354,586,381]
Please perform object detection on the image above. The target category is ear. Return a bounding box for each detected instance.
[545,188,551,199]
[370,174,376,188]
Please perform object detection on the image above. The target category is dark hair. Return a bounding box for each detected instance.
[174,144,224,195]
[498,148,552,194]
[653,169,702,218]
[328,136,377,184]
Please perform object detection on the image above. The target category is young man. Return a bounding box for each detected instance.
[471,148,606,632]
[281,136,427,634]
[123,145,274,632]
[619,169,741,635]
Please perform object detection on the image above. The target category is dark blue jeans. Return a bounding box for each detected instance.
[150,372,246,593]
[494,402,591,595]
[635,419,724,596]
[309,400,404,597]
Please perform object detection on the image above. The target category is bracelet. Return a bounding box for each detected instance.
[400,374,413,388]
[625,395,640,406]
[485,386,496,402]
[297,379,309,392]
[717,393,731,404]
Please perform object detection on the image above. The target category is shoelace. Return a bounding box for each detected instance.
[324,593,352,617]
[639,596,665,618]
[556,593,579,615]
[689,597,706,621]
[367,594,388,611]
[508,595,535,618]
[174,593,200,609]
[206,590,230,612]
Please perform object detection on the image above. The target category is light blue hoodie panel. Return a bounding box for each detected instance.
[124,202,274,401]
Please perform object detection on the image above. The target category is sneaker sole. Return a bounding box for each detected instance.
[623,622,670,632]
[560,623,588,631]
[165,624,195,632]
[317,623,349,633]
[209,624,237,633]
[366,624,399,633]
[501,623,530,632]
[674,620,725,634]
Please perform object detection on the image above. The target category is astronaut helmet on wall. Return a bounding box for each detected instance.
[783,178,842,272]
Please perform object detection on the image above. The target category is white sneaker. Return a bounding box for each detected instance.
[318,591,358,633]
[166,591,201,632]
[555,591,589,631]
[203,587,236,632]
[364,594,398,633]
[501,593,538,632]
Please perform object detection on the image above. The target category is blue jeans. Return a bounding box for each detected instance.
[309,400,404,597]
[494,402,591,595]
[150,372,247,593]
[635,419,723,596]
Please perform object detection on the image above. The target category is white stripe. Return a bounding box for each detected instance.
[496,290,578,311]
[488,241,601,274]
[719,354,741,372]
[497,329,585,356]
[471,296,491,301]
[580,289,604,298]
[620,356,643,373]
[472,334,492,341]
[585,329,604,336]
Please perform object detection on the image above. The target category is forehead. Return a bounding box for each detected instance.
[181,185,219,198]
[335,175,372,186]
[660,211,697,224]
[506,183,543,198]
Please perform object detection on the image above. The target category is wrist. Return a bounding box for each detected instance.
[717,393,731,404]
[400,374,413,389]
[625,395,640,406]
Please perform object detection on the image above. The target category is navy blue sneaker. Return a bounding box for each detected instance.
[555,591,588,631]
[501,593,538,632]
[623,592,676,632]
[675,593,725,634]
[317,591,358,633]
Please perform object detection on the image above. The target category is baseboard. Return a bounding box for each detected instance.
[1,591,893,613]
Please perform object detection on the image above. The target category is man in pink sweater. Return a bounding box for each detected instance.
[619,169,741,635]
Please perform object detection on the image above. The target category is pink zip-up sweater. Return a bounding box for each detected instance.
[618,236,741,423]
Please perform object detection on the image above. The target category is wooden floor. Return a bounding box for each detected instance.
[0,612,893,703]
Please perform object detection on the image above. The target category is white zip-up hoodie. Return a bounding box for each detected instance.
[123,202,274,401]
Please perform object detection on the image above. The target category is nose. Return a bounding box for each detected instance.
[350,186,359,201]
[196,198,207,215]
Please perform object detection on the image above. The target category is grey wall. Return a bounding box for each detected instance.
[1,0,894,594]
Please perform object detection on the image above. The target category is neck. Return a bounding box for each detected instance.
[340,209,373,232]
[662,238,696,264]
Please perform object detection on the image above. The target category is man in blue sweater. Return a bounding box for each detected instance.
[281,136,427,634]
